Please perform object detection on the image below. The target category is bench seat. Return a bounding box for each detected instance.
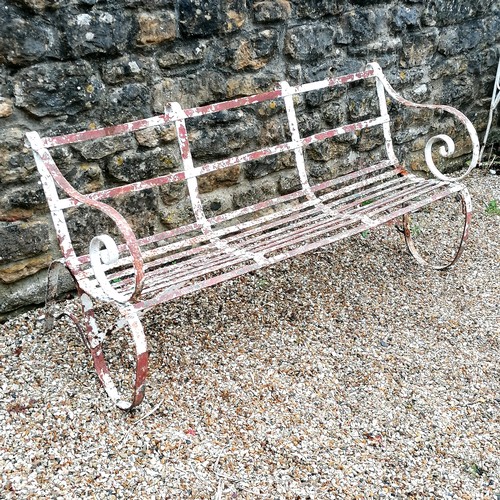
[75,161,463,310]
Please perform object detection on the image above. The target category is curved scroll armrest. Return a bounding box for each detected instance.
[367,62,480,182]
[27,135,145,303]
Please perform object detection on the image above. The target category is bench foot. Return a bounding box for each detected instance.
[79,293,149,410]
[402,189,472,270]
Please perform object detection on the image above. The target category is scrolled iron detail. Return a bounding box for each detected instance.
[424,134,456,181]
[89,234,129,303]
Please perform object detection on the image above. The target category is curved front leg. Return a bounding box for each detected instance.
[402,188,472,270]
[80,293,149,410]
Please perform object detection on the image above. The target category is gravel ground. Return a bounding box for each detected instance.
[1,169,499,499]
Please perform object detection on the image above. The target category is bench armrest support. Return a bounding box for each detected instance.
[26,132,145,303]
[368,62,480,182]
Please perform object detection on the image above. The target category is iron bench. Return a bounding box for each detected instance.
[26,62,480,410]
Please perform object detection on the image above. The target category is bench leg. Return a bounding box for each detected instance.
[402,189,472,270]
[79,293,149,410]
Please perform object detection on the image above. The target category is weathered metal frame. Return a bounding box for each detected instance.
[26,62,479,410]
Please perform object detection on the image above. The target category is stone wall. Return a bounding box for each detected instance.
[0,0,499,319]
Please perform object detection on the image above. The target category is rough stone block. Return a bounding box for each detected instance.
[393,126,430,145]
[7,183,47,209]
[258,117,288,147]
[254,0,291,22]
[0,136,37,185]
[158,42,207,68]
[226,73,278,98]
[48,146,80,176]
[189,115,258,161]
[347,90,379,121]
[65,206,116,255]
[290,60,336,83]
[153,71,226,110]
[110,190,160,239]
[72,135,136,160]
[467,48,499,76]
[307,139,351,162]
[404,83,431,104]
[0,208,34,223]
[159,181,187,205]
[307,160,338,182]
[423,0,495,27]
[441,74,475,106]
[198,165,241,193]
[222,0,247,33]
[232,179,277,208]
[0,98,13,118]
[354,127,384,152]
[61,8,132,57]
[14,61,103,117]
[344,9,382,44]
[201,192,234,217]
[160,201,195,229]
[285,24,335,61]
[0,221,50,263]
[229,29,278,70]
[483,13,500,44]
[66,163,104,194]
[325,57,364,77]
[101,83,151,124]
[396,67,428,86]
[296,109,324,137]
[101,56,158,84]
[137,10,176,45]
[437,22,482,57]
[323,101,347,128]
[135,127,161,148]
[0,159,24,185]
[68,191,162,251]
[124,0,173,6]
[429,54,468,81]
[391,5,421,31]
[402,30,438,67]
[178,0,221,37]
[244,155,290,180]
[296,0,343,19]
[11,0,62,10]
[0,254,52,284]
[278,171,301,194]
[0,8,62,65]
[255,99,286,118]
[348,37,401,57]
[107,147,180,183]
[0,270,49,318]
[350,0,386,4]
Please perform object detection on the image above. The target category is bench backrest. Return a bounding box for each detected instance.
[27,63,398,260]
